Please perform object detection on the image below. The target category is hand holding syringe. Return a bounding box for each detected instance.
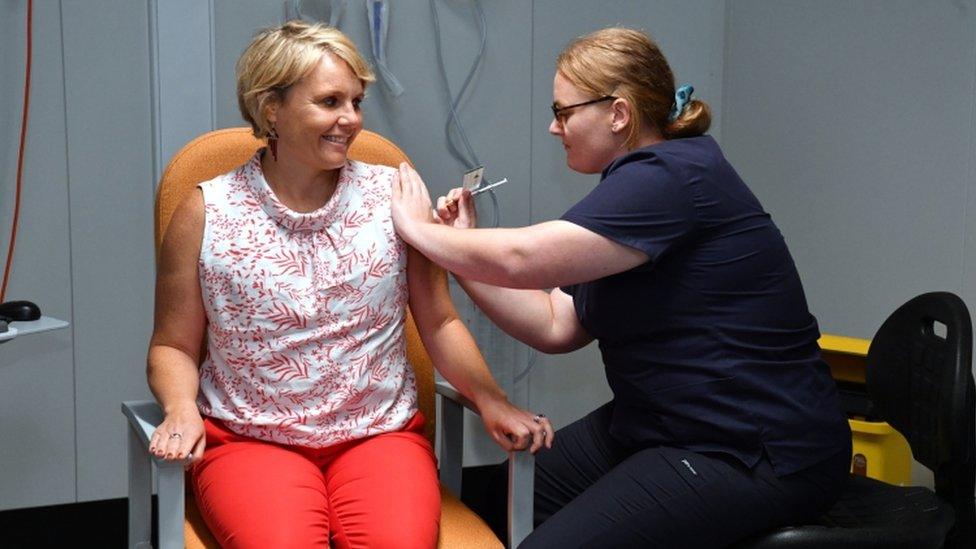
[442,178,508,210]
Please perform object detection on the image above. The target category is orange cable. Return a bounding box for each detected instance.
[1,0,32,303]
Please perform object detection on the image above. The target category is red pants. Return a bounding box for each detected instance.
[191,413,440,549]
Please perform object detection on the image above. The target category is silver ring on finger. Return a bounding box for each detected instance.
[533,414,546,424]
[169,432,183,439]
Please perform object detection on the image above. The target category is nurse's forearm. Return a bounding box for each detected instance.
[456,277,556,350]
[402,222,553,289]
[456,277,591,354]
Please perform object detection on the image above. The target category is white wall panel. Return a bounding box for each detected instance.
[0,0,76,511]
[61,0,156,502]
[723,1,976,338]
[151,0,216,183]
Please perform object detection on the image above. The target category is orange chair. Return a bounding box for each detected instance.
[123,128,534,548]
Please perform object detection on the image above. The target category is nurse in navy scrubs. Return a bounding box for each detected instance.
[392,27,851,548]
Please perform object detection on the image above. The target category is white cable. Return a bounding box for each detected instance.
[367,0,404,96]
[429,0,501,227]
[284,0,346,26]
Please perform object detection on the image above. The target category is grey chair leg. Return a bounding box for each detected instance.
[156,462,186,549]
[439,396,464,496]
[127,423,152,549]
[434,382,535,545]
[508,450,534,548]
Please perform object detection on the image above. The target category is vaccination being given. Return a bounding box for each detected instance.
[392,26,852,548]
[145,21,551,549]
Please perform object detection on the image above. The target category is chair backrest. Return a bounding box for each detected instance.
[866,291,976,541]
[155,128,437,444]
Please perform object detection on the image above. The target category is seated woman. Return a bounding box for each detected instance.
[392,27,851,548]
[145,21,551,549]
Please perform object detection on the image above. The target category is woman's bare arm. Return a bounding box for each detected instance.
[146,190,207,464]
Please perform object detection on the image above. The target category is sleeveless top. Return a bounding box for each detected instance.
[195,150,416,448]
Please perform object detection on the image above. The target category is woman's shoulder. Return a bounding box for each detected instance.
[343,160,399,201]
[345,159,398,179]
[198,152,262,191]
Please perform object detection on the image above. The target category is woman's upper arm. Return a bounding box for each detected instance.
[150,190,207,361]
[405,244,455,330]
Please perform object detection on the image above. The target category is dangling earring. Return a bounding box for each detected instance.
[268,126,279,161]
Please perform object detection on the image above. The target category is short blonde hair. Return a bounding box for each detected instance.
[557,27,710,147]
[237,20,375,138]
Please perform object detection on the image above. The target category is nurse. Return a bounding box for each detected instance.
[392,27,851,548]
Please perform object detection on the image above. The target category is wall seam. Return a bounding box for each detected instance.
[719,0,733,146]
[963,7,976,313]
[148,0,162,186]
[209,0,217,130]
[57,0,79,502]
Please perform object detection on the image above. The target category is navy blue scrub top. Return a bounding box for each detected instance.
[560,135,850,476]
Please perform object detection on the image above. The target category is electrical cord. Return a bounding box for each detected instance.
[2,0,32,303]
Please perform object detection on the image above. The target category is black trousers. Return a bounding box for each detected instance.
[519,402,850,548]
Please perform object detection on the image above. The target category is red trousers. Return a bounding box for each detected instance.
[191,413,440,549]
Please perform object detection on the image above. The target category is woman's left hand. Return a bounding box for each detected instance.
[392,163,436,239]
[477,397,554,454]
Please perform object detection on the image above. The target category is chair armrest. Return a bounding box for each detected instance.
[435,381,468,497]
[435,381,535,548]
[435,380,478,411]
[122,400,165,446]
[122,400,186,549]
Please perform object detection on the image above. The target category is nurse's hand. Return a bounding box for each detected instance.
[435,187,478,229]
[392,163,436,240]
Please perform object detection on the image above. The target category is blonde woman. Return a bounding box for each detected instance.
[146,21,551,548]
[392,28,850,548]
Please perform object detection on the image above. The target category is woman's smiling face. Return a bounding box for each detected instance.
[268,51,365,173]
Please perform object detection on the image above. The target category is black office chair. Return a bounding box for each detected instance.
[739,292,975,549]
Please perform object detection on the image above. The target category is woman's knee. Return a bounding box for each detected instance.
[192,441,331,547]
[327,431,440,548]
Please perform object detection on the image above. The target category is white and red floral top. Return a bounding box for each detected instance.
[195,151,416,448]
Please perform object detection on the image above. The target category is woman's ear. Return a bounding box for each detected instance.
[610,98,631,134]
[262,90,281,127]
[265,103,278,126]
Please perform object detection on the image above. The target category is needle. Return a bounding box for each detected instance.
[441,179,509,210]
[470,178,508,196]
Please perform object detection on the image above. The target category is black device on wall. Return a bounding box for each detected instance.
[0,300,41,323]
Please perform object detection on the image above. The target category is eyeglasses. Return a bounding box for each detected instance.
[550,95,616,124]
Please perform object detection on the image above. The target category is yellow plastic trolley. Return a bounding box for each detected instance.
[819,334,912,485]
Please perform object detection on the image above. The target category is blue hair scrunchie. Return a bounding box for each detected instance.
[668,84,694,123]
